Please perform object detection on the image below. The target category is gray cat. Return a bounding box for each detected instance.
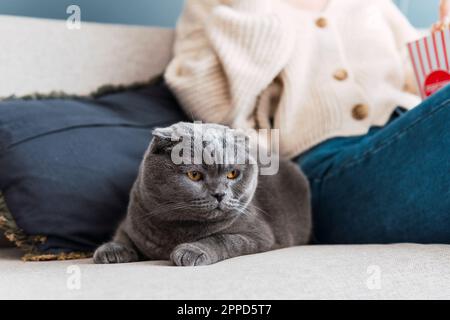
[93,122,311,266]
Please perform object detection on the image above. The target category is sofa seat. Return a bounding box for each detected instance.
[1,244,450,299]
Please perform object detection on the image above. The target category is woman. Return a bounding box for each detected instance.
[165,0,450,244]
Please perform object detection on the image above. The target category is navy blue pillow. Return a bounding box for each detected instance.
[0,79,187,255]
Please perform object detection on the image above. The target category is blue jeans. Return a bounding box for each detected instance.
[296,86,450,244]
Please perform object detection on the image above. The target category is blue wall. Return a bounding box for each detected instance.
[394,0,439,28]
[0,0,440,28]
[0,0,184,28]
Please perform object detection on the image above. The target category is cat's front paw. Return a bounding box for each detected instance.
[93,242,138,264]
[170,243,213,267]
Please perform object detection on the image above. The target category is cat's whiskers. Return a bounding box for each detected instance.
[230,206,251,217]
[223,198,256,218]
[246,203,270,218]
[146,202,187,216]
[189,199,212,208]
[227,198,269,218]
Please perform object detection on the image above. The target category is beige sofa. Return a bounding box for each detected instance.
[1,15,449,300]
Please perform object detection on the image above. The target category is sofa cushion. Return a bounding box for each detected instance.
[0,79,186,257]
[0,15,175,99]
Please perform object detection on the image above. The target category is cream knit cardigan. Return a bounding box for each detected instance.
[165,0,422,158]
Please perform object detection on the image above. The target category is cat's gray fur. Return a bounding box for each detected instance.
[93,122,311,266]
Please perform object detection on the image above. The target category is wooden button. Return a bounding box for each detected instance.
[315,17,327,28]
[333,69,348,81]
[352,104,369,120]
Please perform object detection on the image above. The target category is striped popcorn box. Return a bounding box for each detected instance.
[408,29,450,99]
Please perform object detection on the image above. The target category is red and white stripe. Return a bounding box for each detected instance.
[408,29,450,98]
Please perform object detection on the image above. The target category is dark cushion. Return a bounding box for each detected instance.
[0,79,186,254]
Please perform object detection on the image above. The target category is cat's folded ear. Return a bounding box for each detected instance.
[149,127,180,155]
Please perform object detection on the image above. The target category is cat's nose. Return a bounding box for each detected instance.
[211,192,225,202]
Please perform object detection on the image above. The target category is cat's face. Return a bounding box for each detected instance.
[140,122,258,222]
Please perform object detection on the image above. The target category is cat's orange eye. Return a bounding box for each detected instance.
[226,170,240,180]
[187,171,203,182]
